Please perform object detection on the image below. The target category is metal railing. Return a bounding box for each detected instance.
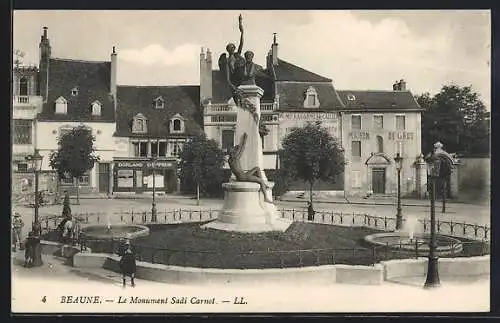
[38,208,490,242]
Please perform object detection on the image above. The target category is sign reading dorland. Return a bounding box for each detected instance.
[116,161,174,169]
[348,131,414,140]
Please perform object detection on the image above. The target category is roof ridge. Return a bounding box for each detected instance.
[51,57,110,64]
[338,89,412,93]
[277,59,332,82]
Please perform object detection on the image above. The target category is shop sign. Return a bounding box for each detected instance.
[388,132,414,140]
[349,131,370,140]
[116,161,173,169]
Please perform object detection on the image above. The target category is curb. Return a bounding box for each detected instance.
[280,198,433,208]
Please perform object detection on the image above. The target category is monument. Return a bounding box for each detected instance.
[203,15,291,232]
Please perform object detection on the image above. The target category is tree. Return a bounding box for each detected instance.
[279,122,345,205]
[49,126,100,204]
[418,85,490,155]
[179,134,226,203]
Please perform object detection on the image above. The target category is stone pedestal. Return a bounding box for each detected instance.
[202,182,292,233]
[235,84,267,180]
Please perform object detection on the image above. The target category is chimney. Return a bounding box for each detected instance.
[392,80,399,91]
[38,27,51,102]
[399,79,406,91]
[272,33,279,66]
[200,47,212,103]
[110,46,117,98]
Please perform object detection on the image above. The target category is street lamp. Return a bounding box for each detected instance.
[25,149,44,267]
[424,152,441,289]
[394,153,404,230]
[150,156,157,222]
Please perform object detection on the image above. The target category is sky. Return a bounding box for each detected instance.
[13,10,491,107]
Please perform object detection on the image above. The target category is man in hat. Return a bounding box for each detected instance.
[12,212,24,251]
[119,239,137,288]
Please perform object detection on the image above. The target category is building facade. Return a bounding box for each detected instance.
[113,85,203,194]
[12,64,45,197]
[35,27,117,196]
[201,37,424,197]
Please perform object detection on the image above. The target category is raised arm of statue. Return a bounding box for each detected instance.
[237,14,244,55]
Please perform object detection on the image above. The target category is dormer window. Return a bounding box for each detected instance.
[170,113,185,133]
[154,96,164,109]
[303,86,320,108]
[132,113,147,133]
[91,100,102,116]
[71,87,79,96]
[347,94,356,101]
[55,96,67,114]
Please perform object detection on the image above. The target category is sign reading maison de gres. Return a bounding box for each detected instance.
[116,161,173,169]
[348,131,414,140]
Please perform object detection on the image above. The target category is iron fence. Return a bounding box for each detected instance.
[38,208,490,242]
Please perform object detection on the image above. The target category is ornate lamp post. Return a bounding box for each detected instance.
[25,149,44,267]
[150,156,157,222]
[394,153,404,230]
[424,152,441,289]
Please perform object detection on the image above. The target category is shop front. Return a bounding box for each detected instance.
[112,158,178,194]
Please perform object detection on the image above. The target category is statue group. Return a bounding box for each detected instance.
[219,14,272,204]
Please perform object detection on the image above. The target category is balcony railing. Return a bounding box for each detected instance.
[207,102,276,114]
[17,96,29,104]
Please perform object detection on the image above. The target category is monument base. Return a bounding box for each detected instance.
[202,182,292,233]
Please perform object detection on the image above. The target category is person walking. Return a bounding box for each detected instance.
[12,212,24,251]
[307,201,315,221]
[119,240,136,288]
[24,231,35,267]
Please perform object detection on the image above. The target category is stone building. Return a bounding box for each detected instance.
[12,64,44,197]
[113,85,203,195]
[35,27,117,196]
[201,36,425,197]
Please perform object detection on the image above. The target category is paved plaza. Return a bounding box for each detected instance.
[11,252,489,313]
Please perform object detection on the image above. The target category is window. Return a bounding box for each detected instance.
[396,115,406,131]
[159,141,167,157]
[139,142,148,157]
[376,136,384,153]
[351,115,361,130]
[347,94,356,101]
[132,142,140,157]
[303,86,320,108]
[151,141,158,157]
[170,114,185,133]
[19,77,28,96]
[211,115,237,123]
[17,163,28,172]
[117,170,134,188]
[91,101,102,116]
[78,171,90,186]
[155,97,164,109]
[351,170,361,188]
[61,174,74,185]
[13,119,32,144]
[307,94,316,106]
[55,96,67,114]
[221,129,235,151]
[171,141,182,157]
[173,119,181,131]
[71,87,79,96]
[352,141,361,159]
[374,115,383,130]
[132,114,147,133]
[59,126,73,139]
